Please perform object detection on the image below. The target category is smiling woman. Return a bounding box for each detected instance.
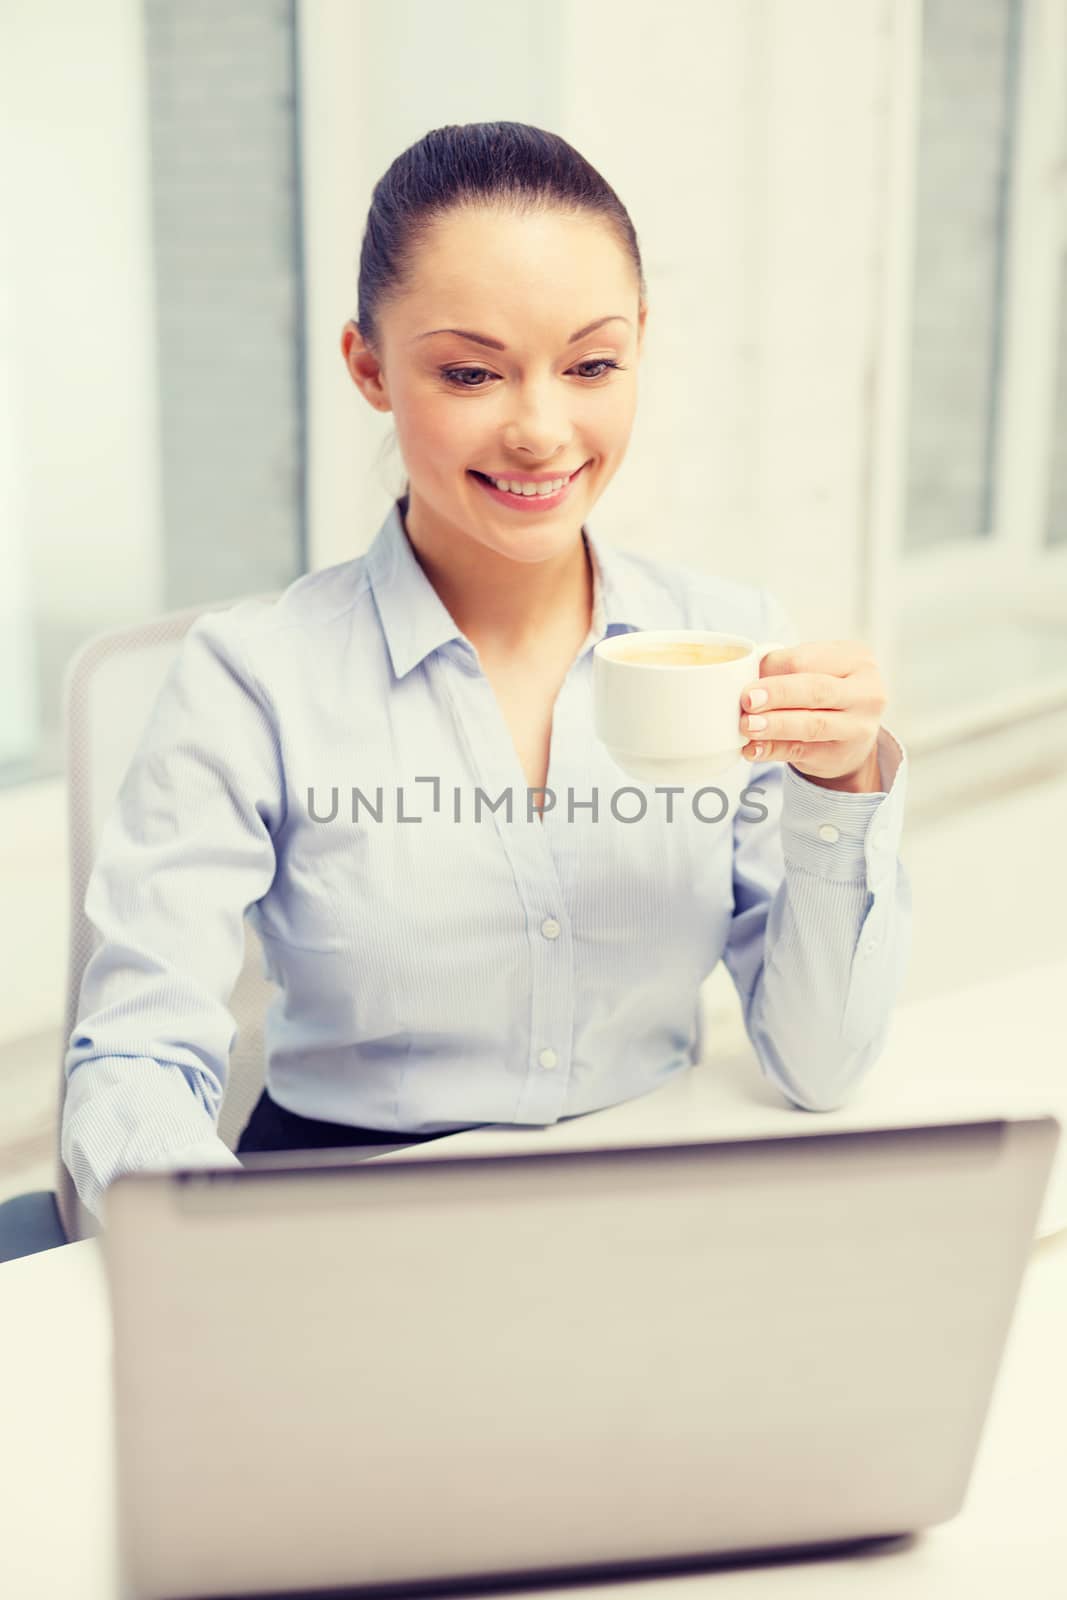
[60,121,913,1215]
[339,122,649,653]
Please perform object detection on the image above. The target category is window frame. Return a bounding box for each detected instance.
[872,0,1067,751]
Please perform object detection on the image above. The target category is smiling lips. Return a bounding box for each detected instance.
[469,461,588,509]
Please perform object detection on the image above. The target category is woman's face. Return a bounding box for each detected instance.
[342,205,646,567]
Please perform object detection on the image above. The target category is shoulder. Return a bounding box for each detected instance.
[187,555,377,670]
[241,555,375,638]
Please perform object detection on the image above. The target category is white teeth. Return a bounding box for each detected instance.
[490,475,568,496]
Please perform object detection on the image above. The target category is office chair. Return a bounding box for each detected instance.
[0,594,280,1261]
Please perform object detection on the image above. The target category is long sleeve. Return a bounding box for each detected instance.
[721,590,912,1111]
[62,604,284,1221]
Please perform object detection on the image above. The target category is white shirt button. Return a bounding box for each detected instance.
[541,918,561,940]
[863,934,881,955]
[538,1048,558,1070]
[818,823,840,843]
[870,827,889,851]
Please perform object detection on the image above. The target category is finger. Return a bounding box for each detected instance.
[740,709,862,745]
[742,672,855,712]
[742,740,840,766]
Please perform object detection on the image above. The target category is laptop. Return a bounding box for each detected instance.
[102,1114,1059,1600]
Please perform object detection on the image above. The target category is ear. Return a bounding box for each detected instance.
[340,320,392,413]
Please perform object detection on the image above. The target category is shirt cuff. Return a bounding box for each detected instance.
[778,725,907,893]
[139,1136,244,1175]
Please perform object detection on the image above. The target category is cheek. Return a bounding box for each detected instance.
[576,381,636,442]
[399,391,483,468]
[608,379,639,430]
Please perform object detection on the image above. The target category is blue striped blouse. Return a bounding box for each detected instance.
[63,495,911,1219]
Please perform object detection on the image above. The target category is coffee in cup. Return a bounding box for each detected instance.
[609,640,750,668]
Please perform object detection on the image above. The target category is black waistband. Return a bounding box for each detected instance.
[236,1087,452,1157]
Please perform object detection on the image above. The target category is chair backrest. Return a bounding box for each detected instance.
[55,594,282,1243]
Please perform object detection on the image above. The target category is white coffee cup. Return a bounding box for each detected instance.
[592,629,784,784]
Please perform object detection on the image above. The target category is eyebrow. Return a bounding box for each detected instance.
[414,314,631,349]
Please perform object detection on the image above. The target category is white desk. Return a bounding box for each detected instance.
[3,960,1065,1599]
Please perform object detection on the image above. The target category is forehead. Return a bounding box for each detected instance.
[391,206,635,331]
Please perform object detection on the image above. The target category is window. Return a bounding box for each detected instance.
[891,0,1067,749]
[1,0,306,791]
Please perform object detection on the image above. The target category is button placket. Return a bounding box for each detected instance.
[522,668,600,1116]
[434,653,573,1124]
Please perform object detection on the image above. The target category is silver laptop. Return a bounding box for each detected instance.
[102,1115,1059,1600]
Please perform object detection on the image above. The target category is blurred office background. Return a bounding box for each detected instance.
[2,0,1066,1200]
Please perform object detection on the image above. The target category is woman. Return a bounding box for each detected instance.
[62,122,910,1221]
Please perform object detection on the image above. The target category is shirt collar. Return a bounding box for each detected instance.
[365,494,657,682]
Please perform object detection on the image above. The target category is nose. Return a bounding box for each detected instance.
[504,380,576,462]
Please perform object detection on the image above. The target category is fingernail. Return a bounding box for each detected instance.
[747,688,768,710]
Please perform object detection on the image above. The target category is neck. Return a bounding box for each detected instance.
[400,493,594,656]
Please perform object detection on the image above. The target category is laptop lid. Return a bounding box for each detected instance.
[102,1115,1059,1600]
